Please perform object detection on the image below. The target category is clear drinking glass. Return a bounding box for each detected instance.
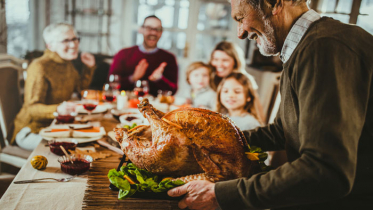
[103,83,117,103]
[108,74,121,90]
[81,90,99,122]
[134,80,149,101]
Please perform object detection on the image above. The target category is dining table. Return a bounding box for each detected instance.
[0,111,184,210]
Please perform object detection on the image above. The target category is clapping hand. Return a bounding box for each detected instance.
[81,52,96,68]
[149,62,167,81]
[168,180,219,210]
[132,59,149,81]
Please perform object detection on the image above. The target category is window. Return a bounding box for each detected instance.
[357,0,373,34]
[5,0,30,58]
[317,0,373,35]
[194,1,233,60]
[133,0,190,58]
[318,0,353,23]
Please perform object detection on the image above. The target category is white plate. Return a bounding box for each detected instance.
[42,136,104,144]
[119,113,145,126]
[76,104,108,114]
[39,126,106,144]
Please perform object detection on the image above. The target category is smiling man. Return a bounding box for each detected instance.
[167,0,373,209]
[109,15,178,96]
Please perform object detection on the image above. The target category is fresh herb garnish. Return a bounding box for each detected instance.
[248,146,272,172]
[108,163,185,200]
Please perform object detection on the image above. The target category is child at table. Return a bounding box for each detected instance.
[216,72,261,131]
[176,62,216,110]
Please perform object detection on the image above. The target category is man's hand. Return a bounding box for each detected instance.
[168,180,219,210]
[149,62,167,81]
[132,59,149,81]
[81,52,95,68]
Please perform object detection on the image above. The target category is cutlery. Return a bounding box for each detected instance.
[44,125,93,133]
[68,125,93,130]
[14,176,75,184]
[60,145,74,164]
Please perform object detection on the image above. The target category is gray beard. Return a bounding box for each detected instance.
[256,10,279,56]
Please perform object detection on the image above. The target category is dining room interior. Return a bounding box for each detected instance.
[0,0,373,208]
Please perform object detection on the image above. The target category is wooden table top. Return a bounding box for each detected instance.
[84,114,185,209]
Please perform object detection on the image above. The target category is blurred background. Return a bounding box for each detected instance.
[0,0,373,123]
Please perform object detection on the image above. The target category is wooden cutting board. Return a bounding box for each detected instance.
[82,146,184,210]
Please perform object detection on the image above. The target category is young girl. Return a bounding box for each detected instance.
[209,41,265,123]
[216,72,261,131]
[176,62,216,110]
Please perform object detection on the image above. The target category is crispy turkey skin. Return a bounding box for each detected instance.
[114,99,252,182]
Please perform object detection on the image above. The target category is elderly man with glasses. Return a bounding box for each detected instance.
[11,23,96,150]
[109,15,178,96]
[167,0,373,209]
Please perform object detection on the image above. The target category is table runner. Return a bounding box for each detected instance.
[82,147,183,210]
[0,140,88,210]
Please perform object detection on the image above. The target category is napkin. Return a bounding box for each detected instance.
[50,127,101,133]
[39,126,105,138]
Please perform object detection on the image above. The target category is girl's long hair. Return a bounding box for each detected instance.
[216,72,260,122]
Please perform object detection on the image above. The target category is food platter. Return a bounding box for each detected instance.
[111,108,140,121]
[109,154,183,201]
[76,104,108,114]
[41,136,104,144]
[39,125,106,143]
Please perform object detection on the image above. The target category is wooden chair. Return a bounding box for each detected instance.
[0,59,31,174]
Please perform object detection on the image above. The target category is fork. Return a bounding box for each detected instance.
[14,176,75,184]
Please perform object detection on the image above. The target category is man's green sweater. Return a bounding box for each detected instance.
[215,17,373,209]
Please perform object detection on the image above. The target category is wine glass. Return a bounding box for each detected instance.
[103,83,117,103]
[108,74,121,90]
[164,91,174,112]
[157,90,174,111]
[134,80,149,101]
[81,90,99,122]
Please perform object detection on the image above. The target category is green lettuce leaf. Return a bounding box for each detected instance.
[108,164,185,200]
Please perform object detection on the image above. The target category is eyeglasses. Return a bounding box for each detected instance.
[142,26,162,33]
[59,37,81,45]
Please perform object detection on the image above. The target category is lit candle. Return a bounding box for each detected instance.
[117,91,128,110]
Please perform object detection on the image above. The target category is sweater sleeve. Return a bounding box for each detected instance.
[215,38,370,209]
[156,53,178,94]
[25,62,58,121]
[243,114,285,151]
[79,64,96,91]
[109,49,135,90]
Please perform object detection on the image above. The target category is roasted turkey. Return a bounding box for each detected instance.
[114,99,252,182]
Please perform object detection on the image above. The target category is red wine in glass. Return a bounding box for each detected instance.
[135,89,146,97]
[83,103,97,111]
[104,95,116,102]
[56,114,75,123]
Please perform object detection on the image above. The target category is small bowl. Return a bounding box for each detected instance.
[48,140,78,156]
[111,108,139,121]
[53,112,77,123]
[119,113,144,126]
[58,154,93,175]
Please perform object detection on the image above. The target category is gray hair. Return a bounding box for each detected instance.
[42,23,77,44]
